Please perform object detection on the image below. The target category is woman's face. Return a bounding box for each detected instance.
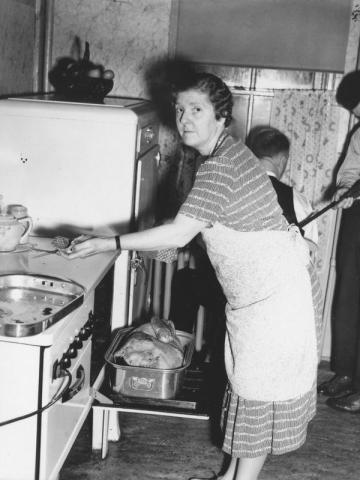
[175,88,225,155]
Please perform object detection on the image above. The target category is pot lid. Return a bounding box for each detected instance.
[8,205,27,217]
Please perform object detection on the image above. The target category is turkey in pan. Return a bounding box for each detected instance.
[113,317,184,369]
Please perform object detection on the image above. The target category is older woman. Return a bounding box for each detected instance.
[63,73,317,480]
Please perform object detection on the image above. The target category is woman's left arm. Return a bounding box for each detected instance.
[61,213,208,259]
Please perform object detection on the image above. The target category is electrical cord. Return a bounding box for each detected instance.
[0,369,72,427]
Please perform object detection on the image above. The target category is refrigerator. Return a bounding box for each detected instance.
[0,95,160,328]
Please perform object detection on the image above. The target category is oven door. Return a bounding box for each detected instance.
[127,145,160,325]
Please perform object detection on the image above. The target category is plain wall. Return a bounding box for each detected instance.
[0,0,37,95]
[176,0,352,72]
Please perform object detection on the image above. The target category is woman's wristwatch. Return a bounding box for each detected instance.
[114,235,121,252]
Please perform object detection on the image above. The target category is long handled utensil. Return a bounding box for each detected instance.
[298,179,360,229]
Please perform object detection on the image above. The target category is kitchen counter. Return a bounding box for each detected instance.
[0,236,120,346]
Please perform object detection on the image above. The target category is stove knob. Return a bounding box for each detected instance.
[87,311,95,327]
[84,324,93,337]
[60,355,71,369]
[73,336,83,349]
[67,344,78,358]
[79,327,90,340]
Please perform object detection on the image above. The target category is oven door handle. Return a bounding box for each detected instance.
[62,365,85,403]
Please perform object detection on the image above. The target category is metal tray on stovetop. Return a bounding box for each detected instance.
[0,273,85,337]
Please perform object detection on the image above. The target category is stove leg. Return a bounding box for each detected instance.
[101,410,110,459]
[92,407,108,455]
[92,408,121,458]
[108,410,121,442]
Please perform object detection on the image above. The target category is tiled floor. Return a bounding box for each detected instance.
[59,362,360,480]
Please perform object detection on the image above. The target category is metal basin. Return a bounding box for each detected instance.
[0,273,85,337]
[105,327,194,400]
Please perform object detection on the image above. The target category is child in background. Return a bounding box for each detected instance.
[246,126,318,254]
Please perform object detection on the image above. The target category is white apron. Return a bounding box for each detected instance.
[202,223,317,402]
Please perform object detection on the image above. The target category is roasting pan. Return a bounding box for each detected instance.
[0,273,85,337]
[105,327,194,399]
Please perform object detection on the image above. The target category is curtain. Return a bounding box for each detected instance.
[270,90,340,306]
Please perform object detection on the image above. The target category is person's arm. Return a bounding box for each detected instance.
[61,213,208,259]
[292,189,318,250]
[335,130,360,208]
[63,145,231,260]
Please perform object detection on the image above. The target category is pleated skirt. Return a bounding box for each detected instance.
[221,382,317,458]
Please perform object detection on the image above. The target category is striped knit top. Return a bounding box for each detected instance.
[179,133,288,232]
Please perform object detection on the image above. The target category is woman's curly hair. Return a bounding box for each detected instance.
[172,72,233,127]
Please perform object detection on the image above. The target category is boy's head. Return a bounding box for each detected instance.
[336,70,360,116]
[246,126,290,179]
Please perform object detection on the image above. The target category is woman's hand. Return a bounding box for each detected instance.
[333,186,354,209]
[60,235,116,259]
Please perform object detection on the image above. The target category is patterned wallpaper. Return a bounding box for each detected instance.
[51,0,172,98]
[51,0,183,220]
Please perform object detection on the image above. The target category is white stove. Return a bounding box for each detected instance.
[0,94,160,480]
[0,245,118,480]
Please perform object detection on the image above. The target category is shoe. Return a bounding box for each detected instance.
[317,375,353,397]
[326,391,360,413]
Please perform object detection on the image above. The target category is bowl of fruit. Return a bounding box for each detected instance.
[49,41,115,102]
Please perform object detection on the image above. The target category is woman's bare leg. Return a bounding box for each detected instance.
[233,455,267,480]
[218,456,238,480]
